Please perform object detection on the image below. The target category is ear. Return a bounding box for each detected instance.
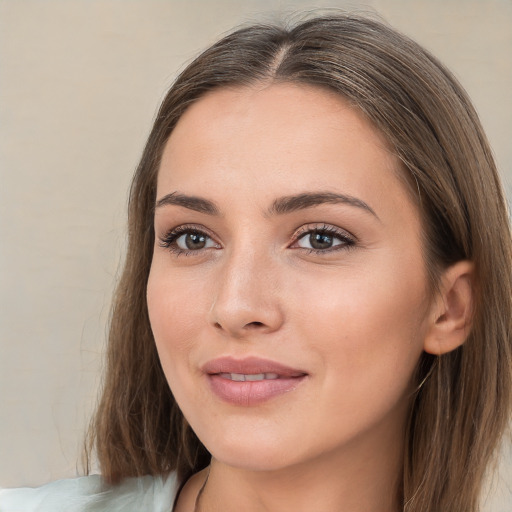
[423,260,475,355]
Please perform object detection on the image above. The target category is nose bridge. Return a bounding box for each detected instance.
[209,238,283,336]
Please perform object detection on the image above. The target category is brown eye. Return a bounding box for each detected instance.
[308,232,335,250]
[295,228,354,252]
[177,232,209,250]
[159,227,219,255]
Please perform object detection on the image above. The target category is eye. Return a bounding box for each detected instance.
[175,231,215,251]
[159,225,219,255]
[293,225,355,253]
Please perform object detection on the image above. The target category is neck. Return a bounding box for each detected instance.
[195,416,405,512]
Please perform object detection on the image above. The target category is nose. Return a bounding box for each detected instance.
[208,247,285,339]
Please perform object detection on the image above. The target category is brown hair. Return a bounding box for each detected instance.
[87,13,512,511]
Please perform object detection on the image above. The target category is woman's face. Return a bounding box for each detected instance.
[147,83,431,471]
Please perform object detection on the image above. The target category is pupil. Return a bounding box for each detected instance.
[310,232,332,249]
[186,233,206,250]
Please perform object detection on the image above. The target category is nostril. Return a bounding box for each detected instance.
[213,320,264,331]
[246,321,264,328]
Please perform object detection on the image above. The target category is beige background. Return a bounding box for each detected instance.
[0,0,511,509]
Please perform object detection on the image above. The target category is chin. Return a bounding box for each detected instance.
[199,428,302,472]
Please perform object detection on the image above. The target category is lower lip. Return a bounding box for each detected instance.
[207,374,306,406]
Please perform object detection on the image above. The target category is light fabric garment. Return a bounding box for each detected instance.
[0,473,178,512]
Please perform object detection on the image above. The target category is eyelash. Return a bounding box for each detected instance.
[158,223,356,257]
[158,224,218,257]
[293,224,356,254]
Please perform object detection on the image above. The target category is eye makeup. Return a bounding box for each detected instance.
[157,222,356,258]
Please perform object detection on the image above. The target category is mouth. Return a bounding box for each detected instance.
[217,372,281,381]
[202,357,308,406]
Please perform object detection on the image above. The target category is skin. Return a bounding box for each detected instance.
[147,83,471,512]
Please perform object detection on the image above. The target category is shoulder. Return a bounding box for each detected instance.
[0,472,178,512]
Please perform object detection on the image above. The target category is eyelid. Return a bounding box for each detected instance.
[292,223,356,242]
[289,223,357,252]
[157,222,356,257]
[158,224,221,253]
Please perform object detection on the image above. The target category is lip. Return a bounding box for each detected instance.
[202,356,308,406]
[202,356,307,377]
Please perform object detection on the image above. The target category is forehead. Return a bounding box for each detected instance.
[157,83,416,223]
[162,83,393,163]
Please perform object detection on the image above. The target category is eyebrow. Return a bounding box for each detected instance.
[155,191,379,220]
[155,192,220,215]
[268,192,378,219]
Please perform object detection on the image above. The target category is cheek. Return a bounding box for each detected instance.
[289,256,427,398]
[146,263,208,384]
[286,273,425,447]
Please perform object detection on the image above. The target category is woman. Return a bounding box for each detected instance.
[1,12,510,512]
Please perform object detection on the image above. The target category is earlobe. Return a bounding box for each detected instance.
[423,260,475,355]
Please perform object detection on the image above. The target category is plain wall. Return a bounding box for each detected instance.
[1,0,511,510]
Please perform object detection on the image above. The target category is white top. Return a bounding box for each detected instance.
[0,473,178,512]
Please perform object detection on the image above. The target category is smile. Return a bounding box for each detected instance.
[218,372,280,381]
[202,357,308,406]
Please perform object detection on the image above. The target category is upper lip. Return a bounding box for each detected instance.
[202,356,307,378]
